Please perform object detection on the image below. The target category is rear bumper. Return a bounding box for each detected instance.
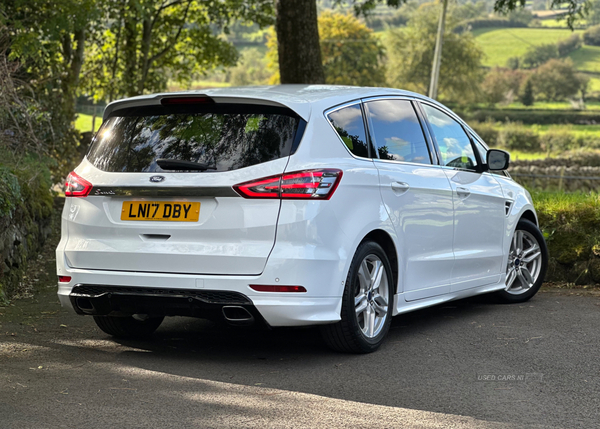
[68,284,266,326]
[57,266,343,327]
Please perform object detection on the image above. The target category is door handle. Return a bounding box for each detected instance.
[391,182,410,195]
[456,187,470,198]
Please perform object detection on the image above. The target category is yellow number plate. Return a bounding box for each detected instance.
[121,201,200,222]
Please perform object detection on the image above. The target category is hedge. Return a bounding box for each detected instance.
[458,109,600,125]
[534,191,600,284]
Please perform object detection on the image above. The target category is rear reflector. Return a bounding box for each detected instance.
[65,172,92,197]
[160,96,214,105]
[234,169,343,200]
[249,285,307,293]
[58,276,72,283]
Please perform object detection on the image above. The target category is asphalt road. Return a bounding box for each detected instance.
[1,285,599,429]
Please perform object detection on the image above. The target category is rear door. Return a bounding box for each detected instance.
[364,98,455,301]
[64,100,303,276]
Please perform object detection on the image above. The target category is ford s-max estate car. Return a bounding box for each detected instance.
[56,85,548,353]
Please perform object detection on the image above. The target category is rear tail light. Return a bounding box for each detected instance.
[65,172,92,197]
[249,285,307,293]
[234,169,342,200]
[58,276,72,283]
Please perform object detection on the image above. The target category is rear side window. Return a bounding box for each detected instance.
[327,104,370,158]
[365,99,431,164]
[87,105,301,173]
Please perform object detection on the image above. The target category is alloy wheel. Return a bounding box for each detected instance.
[505,229,543,295]
[354,254,390,338]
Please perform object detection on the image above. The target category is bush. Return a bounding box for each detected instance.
[557,34,582,57]
[534,59,584,101]
[470,121,500,147]
[583,24,600,46]
[319,11,387,87]
[539,130,578,152]
[453,18,528,33]
[481,68,524,105]
[458,109,600,125]
[499,123,541,152]
[506,56,520,70]
[521,44,558,69]
[533,191,600,284]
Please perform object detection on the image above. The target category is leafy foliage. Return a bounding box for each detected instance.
[534,59,587,101]
[228,48,270,86]
[267,11,386,87]
[583,24,600,46]
[493,0,587,29]
[519,77,535,107]
[385,3,484,102]
[82,0,274,100]
[521,44,558,69]
[557,34,582,57]
[481,68,524,105]
[319,11,386,86]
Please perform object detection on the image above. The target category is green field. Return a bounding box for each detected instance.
[473,28,584,67]
[75,113,102,133]
[473,27,600,93]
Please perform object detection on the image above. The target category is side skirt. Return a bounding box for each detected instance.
[392,280,506,316]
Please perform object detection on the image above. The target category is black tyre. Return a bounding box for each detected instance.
[93,314,164,338]
[321,241,394,353]
[495,219,548,303]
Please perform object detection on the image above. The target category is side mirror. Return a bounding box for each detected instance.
[487,149,510,171]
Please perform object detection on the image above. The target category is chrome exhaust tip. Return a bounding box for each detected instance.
[222,306,255,326]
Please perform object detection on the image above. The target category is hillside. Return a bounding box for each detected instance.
[473,27,600,91]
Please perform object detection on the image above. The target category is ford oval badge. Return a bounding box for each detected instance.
[150,175,165,183]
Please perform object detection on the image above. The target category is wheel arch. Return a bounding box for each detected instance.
[520,209,538,226]
[360,229,399,294]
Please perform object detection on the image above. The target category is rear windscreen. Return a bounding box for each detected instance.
[87,104,302,172]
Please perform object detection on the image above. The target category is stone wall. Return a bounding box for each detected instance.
[0,165,54,302]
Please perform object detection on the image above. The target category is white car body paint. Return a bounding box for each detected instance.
[56,85,539,328]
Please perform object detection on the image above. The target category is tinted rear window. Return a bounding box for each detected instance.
[87,104,301,172]
[327,104,370,158]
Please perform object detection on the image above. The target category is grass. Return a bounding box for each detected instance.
[493,101,600,110]
[569,45,600,73]
[75,113,102,133]
[509,150,549,161]
[473,28,584,68]
[168,80,231,91]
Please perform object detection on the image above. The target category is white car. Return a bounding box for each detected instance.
[56,85,548,353]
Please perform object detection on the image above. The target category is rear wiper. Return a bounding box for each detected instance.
[156,158,217,171]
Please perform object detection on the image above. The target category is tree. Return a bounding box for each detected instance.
[228,48,270,86]
[2,0,100,123]
[318,11,386,86]
[482,68,524,105]
[521,44,558,69]
[385,4,484,102]
[519,76,535,106]
[275,0,324,84]
[83,0,274,100]
[267,11,386,87]
[274,0,586,86]
[533,59,584,101]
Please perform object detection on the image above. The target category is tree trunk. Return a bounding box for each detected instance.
[123,0,139,97]
[275,0,325,84]
[138,17,153,95]
[60,28,85,122]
